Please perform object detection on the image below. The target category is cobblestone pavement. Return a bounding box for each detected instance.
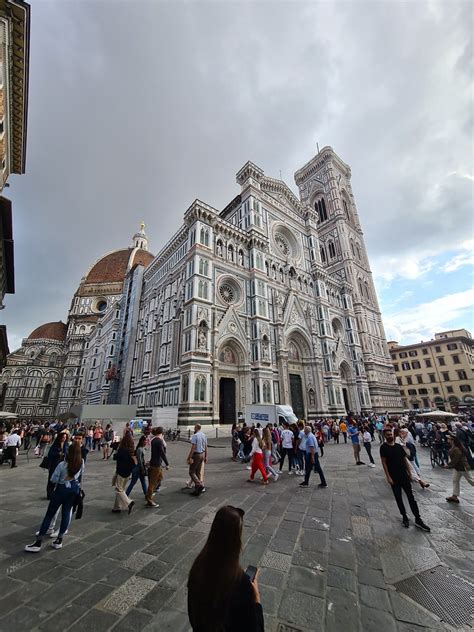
[0,438,473,632]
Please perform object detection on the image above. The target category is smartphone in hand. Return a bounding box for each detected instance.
[245,565,258,583]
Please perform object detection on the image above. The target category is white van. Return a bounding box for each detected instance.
[244,404,298,426]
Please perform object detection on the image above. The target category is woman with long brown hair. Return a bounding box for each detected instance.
[187,506,264,631]
[25,442,84,553]
[112,432,137,514]
[248,429,269,485]
[262,427,279,481]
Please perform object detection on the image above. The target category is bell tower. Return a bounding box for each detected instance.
[294,146,402,413]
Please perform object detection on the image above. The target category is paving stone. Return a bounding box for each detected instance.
[0,576,24,597]
[100,576,157,615]
[0,606,49,631]
[69,608,119,631]
[291,550,326,572]
[31,578,90,613]
[9,558,57,582]
[299,528,328,553]
[259,584,281,616]
[357,566,386,588]
[359,584,392,612]
[261,550,292,572]
[73,582,116,607]
[288,565,325,597]
[360,605,398,631]
[268,538,295,555]
[138,584,175,613]
[142,608,190,631]
[259,567,286,590]
[122,551,156,572]
[103,567,135,587]
[39,604,88,631]
[111,608,154,631]
[279,591,324,628]
[327,565,356,592]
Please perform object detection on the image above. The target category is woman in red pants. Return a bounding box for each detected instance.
[247,429,269,485]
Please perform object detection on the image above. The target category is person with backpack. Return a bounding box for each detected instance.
[102,423,114,460]
[445,434,474,503]
[126,435,148,498]
[25,441,85,552]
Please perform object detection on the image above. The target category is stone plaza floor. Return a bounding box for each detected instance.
[0,437,473,632]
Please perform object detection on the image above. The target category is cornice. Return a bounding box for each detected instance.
[1,1,30,174]
[294,147,351,187]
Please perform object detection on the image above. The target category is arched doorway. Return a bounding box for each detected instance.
[340,361,354,413]
[286,331,312,420]
[216,340,246,424]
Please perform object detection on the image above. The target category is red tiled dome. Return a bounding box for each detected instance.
[28,322,67,341]
[84,248,153,284]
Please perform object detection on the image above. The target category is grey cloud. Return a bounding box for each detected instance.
[2,0,471,349]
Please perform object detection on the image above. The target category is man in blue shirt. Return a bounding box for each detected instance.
[348,421,365,465]
[187,424,208,496]
[300,426,327,488]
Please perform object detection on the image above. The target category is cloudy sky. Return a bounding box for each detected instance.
[2,0,473,351]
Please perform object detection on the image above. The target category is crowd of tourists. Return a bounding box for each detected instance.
[0,410,473,631]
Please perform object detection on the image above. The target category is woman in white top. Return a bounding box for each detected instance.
[247,429,269,485]
[25,442,84,553]
[278,423,295,474]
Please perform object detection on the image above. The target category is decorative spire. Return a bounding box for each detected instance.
[131,222,148,251]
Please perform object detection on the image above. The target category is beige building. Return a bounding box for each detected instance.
[388,329,474,413]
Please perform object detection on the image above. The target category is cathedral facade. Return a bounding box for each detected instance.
[0,147,402,423]
[128,147,401,425]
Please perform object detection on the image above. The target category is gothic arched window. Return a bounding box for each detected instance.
[315,197,328,222]
[263,381,271,403]
[320,246,327,263]
[42,384,52,404]
[328,241,336,259]
[194,375,206,402]
[182,375,189,402]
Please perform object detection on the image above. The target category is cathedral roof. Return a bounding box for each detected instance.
[84,248,154,285]
[28,321,67,342]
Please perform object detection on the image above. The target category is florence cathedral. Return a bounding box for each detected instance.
[0,147,402,424]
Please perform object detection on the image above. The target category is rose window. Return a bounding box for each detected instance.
[275,234,290,256]
[219,283,236,304]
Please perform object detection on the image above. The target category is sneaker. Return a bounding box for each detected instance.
[51,538,63,550]
[246,466,252,471]
[288,471,293,475]
[146,501,159,508]
[25,541,42,553]
[273,474,279,482]
[402,516,410,528]
[318,483,328,488]
[414,519,431,533]
[356,461,365,465]
[299,482,309,487]
[278,469,283,474]
[128,501,135,515]
[36,528,54,537]
[200,487,206,495]
[368,464,376,468]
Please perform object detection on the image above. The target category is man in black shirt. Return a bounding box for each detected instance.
[146,427,169,508]
[380,427,430,532]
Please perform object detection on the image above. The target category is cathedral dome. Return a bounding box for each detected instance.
[84,248,154,285]
[28,321,67,341]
